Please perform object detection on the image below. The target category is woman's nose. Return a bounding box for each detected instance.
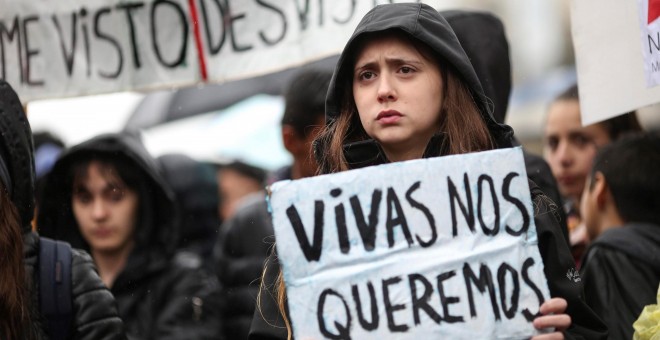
[377,74,397,103]
[91,200,108,220]
[556,141,574,167]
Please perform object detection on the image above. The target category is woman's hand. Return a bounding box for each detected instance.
[531,298,571,339]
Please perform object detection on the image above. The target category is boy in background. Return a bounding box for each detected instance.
[579,132,660,339]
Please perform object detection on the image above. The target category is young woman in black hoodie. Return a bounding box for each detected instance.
[37,133,222,339]
[250,4,607,340]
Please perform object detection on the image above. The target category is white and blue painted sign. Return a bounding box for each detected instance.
[270,147,551,339]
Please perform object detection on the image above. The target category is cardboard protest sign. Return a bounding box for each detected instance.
[270,147,551,339]
[1,0,457,102]
[571,0,660,125]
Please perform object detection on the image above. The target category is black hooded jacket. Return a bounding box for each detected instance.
[0,80,125,339]
[440,10,568,243]
[37,133,222,340]
[250,4,606,339]
[580,223,660,339]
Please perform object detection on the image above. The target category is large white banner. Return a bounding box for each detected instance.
[270,147,551,339]
[571,0,660,125]
[0,0,456,102]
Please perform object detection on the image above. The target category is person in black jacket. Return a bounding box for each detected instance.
[37,132,222,339]
[441,9,569,243]
[579,132,660,339]
[215,68,332,340]
[250,4,607,339]
[0,80,126,339]
[158,153,220,267]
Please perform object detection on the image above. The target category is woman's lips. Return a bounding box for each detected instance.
[377,110,402,124]
[94,228,112,238]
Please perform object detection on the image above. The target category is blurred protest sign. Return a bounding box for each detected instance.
[0,0,454,102]
[269,147,550,339]
[571,0,660,125]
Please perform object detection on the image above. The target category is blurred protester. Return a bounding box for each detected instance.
[215,68,331,340]
[32,131,66,229]
[579,132,660,339]
[37,132,222,339]
[158,153,220,265]
[0,80,125,339]
[217,160,266,221]
[443,9,568,242]
[543,83,643,266]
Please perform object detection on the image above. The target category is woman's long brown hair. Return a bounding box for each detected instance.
[0,185,33,339]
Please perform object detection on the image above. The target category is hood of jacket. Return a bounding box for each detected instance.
[323,3,513,156]
[441,9,511,125]
[0,81,35,231]
[37,133,179,266]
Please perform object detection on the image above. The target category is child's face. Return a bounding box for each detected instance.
[72,161,138,255]
[352,34,443,162]
[543,100,610,204]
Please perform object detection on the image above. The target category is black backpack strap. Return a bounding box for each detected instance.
[39,237,73,340]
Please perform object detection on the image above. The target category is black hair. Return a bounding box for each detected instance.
[590,132,660,225]
[554,83,644,139]
[281,68,333,137]
[218,160,267,187]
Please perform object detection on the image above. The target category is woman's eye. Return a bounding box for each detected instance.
[74,193,92,204]
[358,71,375,81]
[573,135,591,147]
[400,66,413,74]
[108,189,125,202]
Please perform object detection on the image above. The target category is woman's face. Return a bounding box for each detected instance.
[72,161,138,256]
[543,100,611,204]
[352,34,443,162]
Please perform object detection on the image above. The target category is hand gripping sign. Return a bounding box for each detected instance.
[269,147,551,339]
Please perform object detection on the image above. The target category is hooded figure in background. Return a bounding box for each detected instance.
[157,152,220,265]
[440,10,569,242]
[252,5,607,339]
[37,132,222,339]
[0,80,125,339]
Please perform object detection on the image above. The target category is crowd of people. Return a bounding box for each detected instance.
[0,3,658,340]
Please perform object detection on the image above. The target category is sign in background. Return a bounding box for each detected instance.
[571,0,660,125]
[270,147,551,339]
[1,0,457,102]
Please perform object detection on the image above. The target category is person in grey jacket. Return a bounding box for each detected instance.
[0,80,126,339]
[37,132,222,339]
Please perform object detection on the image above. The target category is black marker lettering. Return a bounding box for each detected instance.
[52,12,77,76]
[497,263,520,319]
[116,2,145,69]
[448,173,475,236]
[151,0,188,68]
[386,187,413,248]
[463,263,500,320]
[436,270,463,323]
[409,273,441,325]
[349,189,381,251]
[22,15,43,85]
[382,276,408,332]
[94,7,123,79]
[317,289,351,340]
[352,282,379,331]
[477,174,499,236]
[286,201,324,262]
[406,181,437,247]
[256,0,286,46]
[502,172,530,236]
